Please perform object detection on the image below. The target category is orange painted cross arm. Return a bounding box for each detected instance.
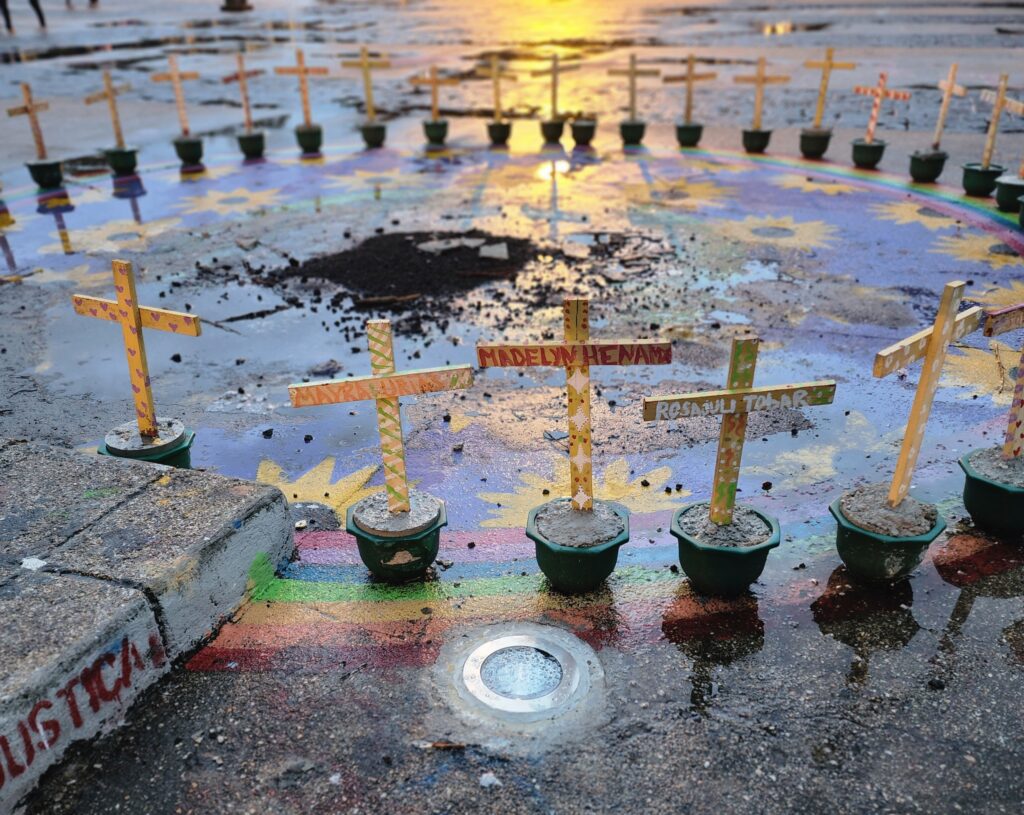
[71,295,202,336]
[643,381,836,422]
[873,306,981,377]
[289,365,473,407]
[984,303,1024,337]
[476,340,672,368]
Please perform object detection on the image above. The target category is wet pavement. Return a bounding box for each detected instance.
[1,0,1024,812]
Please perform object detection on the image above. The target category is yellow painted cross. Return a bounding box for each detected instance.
[643,336,836,525]
[803,47,856,130]
[607,53,660,121]
[662,54,716,125]
[341,46,391,123]
[733,57,790,131]
[476,54,517,122]
[530,54,580,121]
[6,82,50,160]
[289,320,473,514]
[222,53,264,133]
[477,299,673,511]
[410,65,460,121]
[979,75,1015,170]
[931,63,966,151]
[983,303,1024,459]
[85,70,132,149]
[151,55,200,137]
[853,72,911,144]
[274,48,329,128]
[874,281,980,507]
[71,259,202,438]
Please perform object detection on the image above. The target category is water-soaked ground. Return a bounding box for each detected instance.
[1,0,1024,812]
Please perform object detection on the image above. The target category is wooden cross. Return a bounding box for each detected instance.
[530,54,580,121]
[85,70,132,149]
[274,49,328,128]
[983,303,1024,459]
[733,57,790,131]
[71,259,202,438]
[978,75,1017,170]
[151,55,200,137]
[222,53,264,133]
[410,65,460,122]
[663,54,716,126]
[6,83,50,161]
[341,46,391,123]
[477,299,672,511]
[476,54,517,122]
[931,63,966,151]
[289,320,473,514]
[643,336,836,525]
[607,53,660,121]
[803,47,856,130]
[853,72,911,144]
[874,281,980,507]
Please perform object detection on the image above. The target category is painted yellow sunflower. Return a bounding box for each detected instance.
[177,186,281,216]
[40,217,182,255]
[931,233,1024,269]
[971,279,1024,309]
[773,173,860,196]
[623,176,734,210]
[715,215,838,251]
[942,341,1020,406]
[871,200,958,231]
[256,458,380,516]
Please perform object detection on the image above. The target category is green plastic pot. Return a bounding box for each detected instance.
[829,498,946,582]
[237,132,265,160]
[99,428,195,469]
[909,150,947,183]
[487,120,511,147]
[675,122,703,148]
[619,120,646,147]
[173,136,204,167]
[104,147,138,177]
[852,138,886,170]
[423,119,448,147]
[571,119,596,147]
[962,162,1003,197]
[994,175,1024,213]
[361,122,386,149]
[670,503,781,596]
[540,119,565,144]
[1019,197,1024,228]
[799,128,832,159]
[295,124,323,155]
[345,502,446,582]
[27,161,64,190]
[959,453,1024,537]
[526,498,630,594]
[742,129,772,154]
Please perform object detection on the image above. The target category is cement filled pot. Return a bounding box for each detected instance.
[619,120,646,147]
[487,120,511,147]
[829,498,946,583]
[571,119,596,147]
[670,503,781,596]
[962,162,1004,197]
[99,419,195,470]
[742,129,772,154]
[799,128,832,159]
[994,175,1024,213]
[173,136,204,167]
[423,119,448,147]
[959,452,1024,537]
[236,132,265,161]
[295,124,323,155]
[26,160,64,190]
[909,150,947,183]
[346,499,446,582]
[540,119,565,144]
[104,147,138,177]
[361,122,386,149]
[675,122,703,148]
[526,498,630,594]
[852,138,886,170]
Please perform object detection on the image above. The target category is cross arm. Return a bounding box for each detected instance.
[984,303,1024,336]
[410,75,460,86]
[222,70,264,84]
[1002,97,1024,116]
[663,71,716,83]
[476,339,672,368]
[71,295,202,336]
[7,101,48,116]
[85,84,131,103]
[608,68,661,77]
[644,381,835,421]
[289,364,473,407]
[873,306,982,377]
[342,59,391,70]
[530,64,580,77]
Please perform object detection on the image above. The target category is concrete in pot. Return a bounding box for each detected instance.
[540,119,565,144]
[675,122,703,148]
[173,137,204,168]
[104,148,138,177]
[345,500,447,582]
[993,175,1024,213]
[487,120,511,147]
[294,124,323,155]
[100,428,196,470]
[959,453,1024,537]
[961,162,1004,197]
[571,119,596,147]
[742,129,772,154]
[361,122,386,149]
[619,120,646,147]
[236,132,265,161]
[909,150,947,183]
[799,128,832,159]
[852,138,886,170]
[423,119,448,147]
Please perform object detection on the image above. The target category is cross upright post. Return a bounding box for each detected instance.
[85,70,132,149]
[853,72,911,144]
[274,48,329,128]
[803,47,856,130]
[341,46,392,123]
[662,54,716,125]
[7,82,50,160]
[733,57,790,130]
[607,53,660,121]
[222,53,264,133]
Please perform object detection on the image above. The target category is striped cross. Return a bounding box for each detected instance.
[644,336,836,525]
[289,320,473,514]
[983,303,1024,459]
[477,299,672,511]
[853,72,911,145]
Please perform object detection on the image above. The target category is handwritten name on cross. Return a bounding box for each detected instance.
[663,54,716,126]
[289,320,473,514]
[476,55,517,122]
[477,299,672,511]
[733,57,790,131]
[341,46,391,123]
[803,47,856,130]
[151,55,200,137]
[222,53,264,133]
[409,65,460,122]
[6,83,50,161]
[274,49,329,128]
[607,53,660,121]
[71,260,202,437]
[853,72,911,145]
[530,54,580,121]
[644,337,836,525]
[978,75,1016,170]
[931,63,966,151]
[85,71,132,150]
[983,303,1024,459]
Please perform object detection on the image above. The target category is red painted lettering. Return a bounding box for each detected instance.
[0,735,25,778]
[56,677,84,728]
[28,700,59,751]
[509,348,526,366]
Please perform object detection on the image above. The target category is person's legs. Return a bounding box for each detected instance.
[0,0,12,33]
[27,0,44,27]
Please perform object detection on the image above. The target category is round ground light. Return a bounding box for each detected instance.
[462,634,579,715]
